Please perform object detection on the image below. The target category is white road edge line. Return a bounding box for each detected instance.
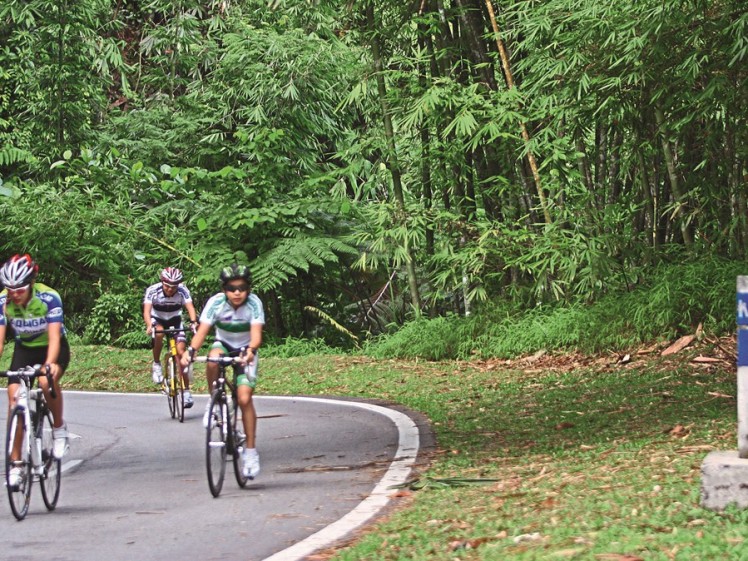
[260,396,420,561]
[61,459,82,474]
[50,390,421,558]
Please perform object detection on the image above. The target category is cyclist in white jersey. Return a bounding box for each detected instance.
[143,267,198,407]
[182,263,264,479]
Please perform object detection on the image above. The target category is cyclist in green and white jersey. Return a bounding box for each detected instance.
[182,263,264,479]
[0,254,70,488]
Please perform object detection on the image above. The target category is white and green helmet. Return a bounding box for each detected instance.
[219,263,251,286]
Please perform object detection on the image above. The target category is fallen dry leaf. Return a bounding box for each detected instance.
[661,335,695,356]
[691,356,721,363]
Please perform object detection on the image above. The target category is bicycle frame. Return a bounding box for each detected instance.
[151,323,190,422]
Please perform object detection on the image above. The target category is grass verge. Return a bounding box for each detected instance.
[1,340,742,559]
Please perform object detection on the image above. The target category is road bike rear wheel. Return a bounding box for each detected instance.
[230,398,248,488]
[39,408,61,510]
[6,407,32,520]
[206,392,227,497]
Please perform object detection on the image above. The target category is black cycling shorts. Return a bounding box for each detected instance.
[7,337,71,385]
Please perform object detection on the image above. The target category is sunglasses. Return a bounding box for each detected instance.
[162,283,178,289]
[7,284,29,294]
[224,283,249,293]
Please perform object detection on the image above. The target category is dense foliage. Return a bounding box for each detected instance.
[1,0,746,349]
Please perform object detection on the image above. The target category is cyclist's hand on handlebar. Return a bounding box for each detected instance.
[239,348,255,365]
[180,346,195,368]
[44,362,60,380]
[190,321,198,334]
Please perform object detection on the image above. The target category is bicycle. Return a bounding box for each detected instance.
[194,355,249,497]
[0,365,61,520]
[152,323,191,422]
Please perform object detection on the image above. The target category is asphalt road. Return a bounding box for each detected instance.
[0,391,425,561]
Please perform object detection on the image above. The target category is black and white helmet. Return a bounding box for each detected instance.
[160,267,183,285]
[1,254,38,289]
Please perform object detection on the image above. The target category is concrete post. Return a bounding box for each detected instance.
[700,276,748,510]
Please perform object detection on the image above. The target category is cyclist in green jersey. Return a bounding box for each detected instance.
[0,254,70,483]
[182,263,264,479]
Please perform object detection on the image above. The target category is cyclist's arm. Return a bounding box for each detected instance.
[244,323,263,362]
[143,302,154,334]
[0,300,6,357]
[185,301,198,325]
[45,322,62,377]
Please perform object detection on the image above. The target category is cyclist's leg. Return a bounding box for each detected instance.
[236,360,258,448]
[236,364,260,478]
[7,345,39,460]
[152,319,168,362]
[176,340,190,390]
[206,342,230,390]
[38,338,70,429]
[201,343,228,425]
[6,382,23,462]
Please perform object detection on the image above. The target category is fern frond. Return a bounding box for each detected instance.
[253,235,358,291]
[0,147,33,166]
[304,305,360,348]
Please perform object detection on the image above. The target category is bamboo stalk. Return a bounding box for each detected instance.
[484,0,551,225]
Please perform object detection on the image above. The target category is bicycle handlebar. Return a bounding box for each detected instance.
[193,356,245,365]
[151,320,197,337]
[0,365,42,378]
[0,365,56,399]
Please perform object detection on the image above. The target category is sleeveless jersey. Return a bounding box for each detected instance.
[0,282,67,348]
[199,292,265,349]
[143,283,193,321]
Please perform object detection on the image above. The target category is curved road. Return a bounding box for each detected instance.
[0,391,430,561]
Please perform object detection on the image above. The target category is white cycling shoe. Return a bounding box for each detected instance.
[242,449,260,479]
[151,362,163,384]
[7,467,22,489]
[53,423,70,459]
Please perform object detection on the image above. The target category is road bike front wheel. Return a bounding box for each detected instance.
[230,398,248,488]
[39,408,61,510]
[165,356,176,419]
[166,356,184,422]
[205,392,227,497]
[6,407,32,520]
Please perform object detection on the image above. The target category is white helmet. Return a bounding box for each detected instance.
[1,254,38,289]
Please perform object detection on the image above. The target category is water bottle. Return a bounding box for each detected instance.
[32,436,42,467]
[15,385,28,409]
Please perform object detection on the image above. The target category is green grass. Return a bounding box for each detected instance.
[1,340,742,559]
